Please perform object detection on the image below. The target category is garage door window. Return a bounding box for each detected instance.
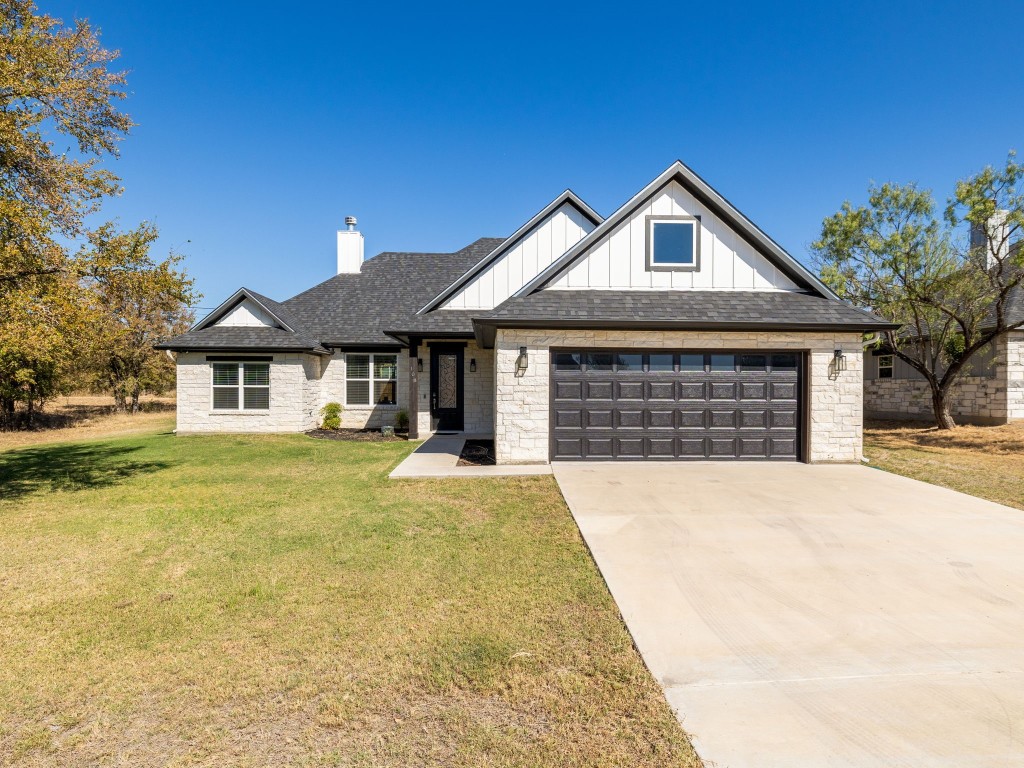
[679,354,704,372]
[710,354,735,371]
[553,352,581,371]
[739,354,767,371]
[649,353,675,372]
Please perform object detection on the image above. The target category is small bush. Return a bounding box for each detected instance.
[320,402,342,430]
[395,409,409,430]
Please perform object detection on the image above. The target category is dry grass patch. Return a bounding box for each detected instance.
[0,430,698,767]
[0,395,175,451]
[865,419,1024,510]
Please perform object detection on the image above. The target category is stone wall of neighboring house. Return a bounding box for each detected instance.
[175,352,323,433]
[863,333,1024,424]
[493,329,865,465]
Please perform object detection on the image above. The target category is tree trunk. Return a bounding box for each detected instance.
[931,385,957,430]
[130,386,140,414]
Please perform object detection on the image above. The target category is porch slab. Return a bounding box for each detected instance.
[389,435,551,479]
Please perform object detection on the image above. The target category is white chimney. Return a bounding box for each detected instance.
[970,210,1010,269]
[337,215,364,274]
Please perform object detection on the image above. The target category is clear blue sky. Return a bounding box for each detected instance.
[46,0,1024,311]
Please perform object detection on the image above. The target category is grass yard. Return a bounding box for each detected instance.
[865,419,1024,511]
[0,428,698,767]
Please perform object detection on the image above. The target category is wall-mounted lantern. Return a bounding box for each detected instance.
[833,348,847,372]
[515,346,529,374]
[469,358,477,372]
[417,358,423,372]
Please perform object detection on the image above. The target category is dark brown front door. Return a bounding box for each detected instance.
[430,345,464,431]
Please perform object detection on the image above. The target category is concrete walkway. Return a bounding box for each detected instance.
[389,435,551,479]
[554,461,1024,768]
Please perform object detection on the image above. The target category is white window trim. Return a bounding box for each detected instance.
[645,214,701,272]
[344,353,399,408]
[211,361,271,412]
[878,354,894,378]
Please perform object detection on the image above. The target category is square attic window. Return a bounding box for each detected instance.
[647,216,700,270]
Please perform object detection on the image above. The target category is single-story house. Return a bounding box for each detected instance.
[157,161,895,464]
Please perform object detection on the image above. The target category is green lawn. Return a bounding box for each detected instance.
[0,428,698,767]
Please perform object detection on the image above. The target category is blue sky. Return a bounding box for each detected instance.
[46,0,1024,311]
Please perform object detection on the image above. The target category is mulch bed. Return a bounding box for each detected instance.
[306,428,408,442]
[457,439,496,466]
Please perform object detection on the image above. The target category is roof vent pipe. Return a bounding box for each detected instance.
[337,215,364,274]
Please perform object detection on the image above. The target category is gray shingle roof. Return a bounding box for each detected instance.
[280,238,504,346]
[384,309,479,338]
[476,289,897,330]
[155,325,330,354]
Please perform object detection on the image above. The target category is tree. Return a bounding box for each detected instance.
[813,154,1024,429]
[80,223,198,413]
[0,0,131,286]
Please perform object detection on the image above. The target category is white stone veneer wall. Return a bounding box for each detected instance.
[175,352,323,433]
[494,329,864,465]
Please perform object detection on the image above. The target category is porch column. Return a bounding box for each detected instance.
[408,339,419,439]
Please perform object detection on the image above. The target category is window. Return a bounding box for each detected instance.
[710,354,735,372]
[212,362,270,410]
[346,353,398,405]
[647,216,700,270]
[615,353,643,371]
[771,353,798,371]
[679,353,705,371]
[878,354,894,379]
[585,352,614,371]
[739,354,767,371]
[553,352,581,371]
[649,353,675,372]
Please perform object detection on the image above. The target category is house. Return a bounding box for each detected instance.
[863,234,1024,425]
[156,161,895,464]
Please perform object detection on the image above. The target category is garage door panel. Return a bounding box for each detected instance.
[554,380,582,400]
[617,409,644,429]
[554,409,582,429]
[551,349,802,461]
[616,381,645,400]
[647,409,676,429]
[584,381,613,400]
[710,382,738,400]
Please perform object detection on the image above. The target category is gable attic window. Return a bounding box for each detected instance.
[346,353,398,406]
[646,215,700,271]
[212,362,270,410]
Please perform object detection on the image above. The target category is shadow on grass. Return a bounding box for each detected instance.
[0,442,171,502]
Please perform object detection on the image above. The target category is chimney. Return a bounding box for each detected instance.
[970,210,1010,269]
[337,215,364,274]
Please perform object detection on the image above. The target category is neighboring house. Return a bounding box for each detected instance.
[156,161,894,464]
[864,237,1024,425]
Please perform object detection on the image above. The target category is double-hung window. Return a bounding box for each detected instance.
[646,215,700,270]
[878,354,894,379]
[212,362,270,410]
[345,353,398,406]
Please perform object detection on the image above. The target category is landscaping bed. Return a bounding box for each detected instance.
[306,427,408,442]
[457,438,496,466]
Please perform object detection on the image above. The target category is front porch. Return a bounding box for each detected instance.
[389,433,551,479]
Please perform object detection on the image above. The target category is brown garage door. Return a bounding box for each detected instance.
[550,350,802,461]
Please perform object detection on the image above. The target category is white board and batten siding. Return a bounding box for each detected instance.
[548,181,800,292]
[441,202,596,310]
[215,299,280,328]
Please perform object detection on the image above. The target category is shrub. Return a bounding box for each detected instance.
[395,409,409,430]
[320,402,342,430]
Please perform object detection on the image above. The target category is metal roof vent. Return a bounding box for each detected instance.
[345,216,358,231]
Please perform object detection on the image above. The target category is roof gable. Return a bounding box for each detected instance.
[516,161,839,299]
[418,190,602,313]
[192,288,298,333]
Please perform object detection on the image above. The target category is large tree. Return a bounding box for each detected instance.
[813,154,1024,429]
[80,222,198,413]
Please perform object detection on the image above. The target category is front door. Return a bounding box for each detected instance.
[430,345,464,431]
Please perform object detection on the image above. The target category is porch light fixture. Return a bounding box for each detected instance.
[515,346,529,373]
[417,358,423,372]
[833,348,847,372]
[469,358,477,372]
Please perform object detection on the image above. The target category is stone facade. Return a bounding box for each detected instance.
[319,351,409,429]
[493,329,865,465]
[175,352,323,433]
[863,333,1024,425]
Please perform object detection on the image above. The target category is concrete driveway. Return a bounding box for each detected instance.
[553,462,1024,768]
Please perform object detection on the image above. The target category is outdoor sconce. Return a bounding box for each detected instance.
[515,346,529,373]
[469,358,477,372]
[417,358,423,372]
[833,349,847,372]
